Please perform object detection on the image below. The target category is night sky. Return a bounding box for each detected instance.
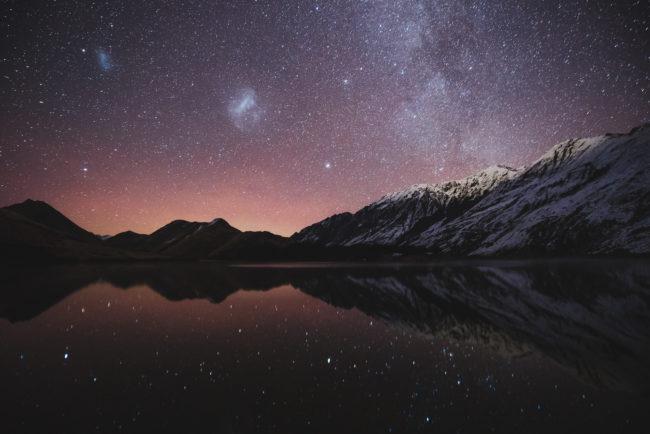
[1,0,648,236]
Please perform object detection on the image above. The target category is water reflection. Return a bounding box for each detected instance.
[1,260,649,432]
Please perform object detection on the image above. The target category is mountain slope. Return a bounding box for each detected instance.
[105,218,242,258]
[4,199,100,244]
[102,230,149,250]
[293,123,650,255]
[0,207,161,262]
[414,124,650,255]
[294,165,519,246]
[155,218,241,258]
[208,230,289,260]
[0,201,289,262]
[104,217,290,260]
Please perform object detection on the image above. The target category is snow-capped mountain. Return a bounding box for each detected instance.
[293,123,650,255]
[294,165,519,246]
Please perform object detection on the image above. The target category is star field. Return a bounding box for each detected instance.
[1,0,648,235]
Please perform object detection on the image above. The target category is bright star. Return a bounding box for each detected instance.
[325,162,331,169]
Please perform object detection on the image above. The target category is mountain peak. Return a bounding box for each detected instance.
[19,198,54,208]
[372,164,519,212]
[295,123,650,255]
[3,199,99,244]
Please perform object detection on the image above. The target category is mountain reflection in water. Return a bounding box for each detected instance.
[1,260,648,433]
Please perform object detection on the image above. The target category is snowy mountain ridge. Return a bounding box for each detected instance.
[372,164,520,209]
[293,123,650,255]
[294,164,520,247]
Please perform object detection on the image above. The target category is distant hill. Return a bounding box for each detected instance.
[105,218,289,259]
[4,199,100,244]
[0,205,160,262]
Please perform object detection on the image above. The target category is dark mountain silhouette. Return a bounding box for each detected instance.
[146,218,240,258]
[4,199,99,243]
[0,204,161,262]
[101,230,149,250]
[105,218,289,259]
[209,230,289,260]
[0,198,291,262]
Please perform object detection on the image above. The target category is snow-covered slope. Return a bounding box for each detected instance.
[294,165,519,246]
[293,123,650,255]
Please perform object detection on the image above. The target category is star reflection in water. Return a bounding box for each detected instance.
[1,260,648,433]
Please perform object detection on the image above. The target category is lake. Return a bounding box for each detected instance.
[1,260,649,433]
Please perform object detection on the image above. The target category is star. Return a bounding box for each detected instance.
[0,0,645,237]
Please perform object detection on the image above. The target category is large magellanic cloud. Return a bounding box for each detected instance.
[228,88,264,132]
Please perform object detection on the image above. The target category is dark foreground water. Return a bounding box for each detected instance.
[1,260,649,433]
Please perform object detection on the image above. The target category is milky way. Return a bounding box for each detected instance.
[1,0,648,235]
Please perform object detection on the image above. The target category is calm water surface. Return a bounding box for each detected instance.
[1,260,649,433]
